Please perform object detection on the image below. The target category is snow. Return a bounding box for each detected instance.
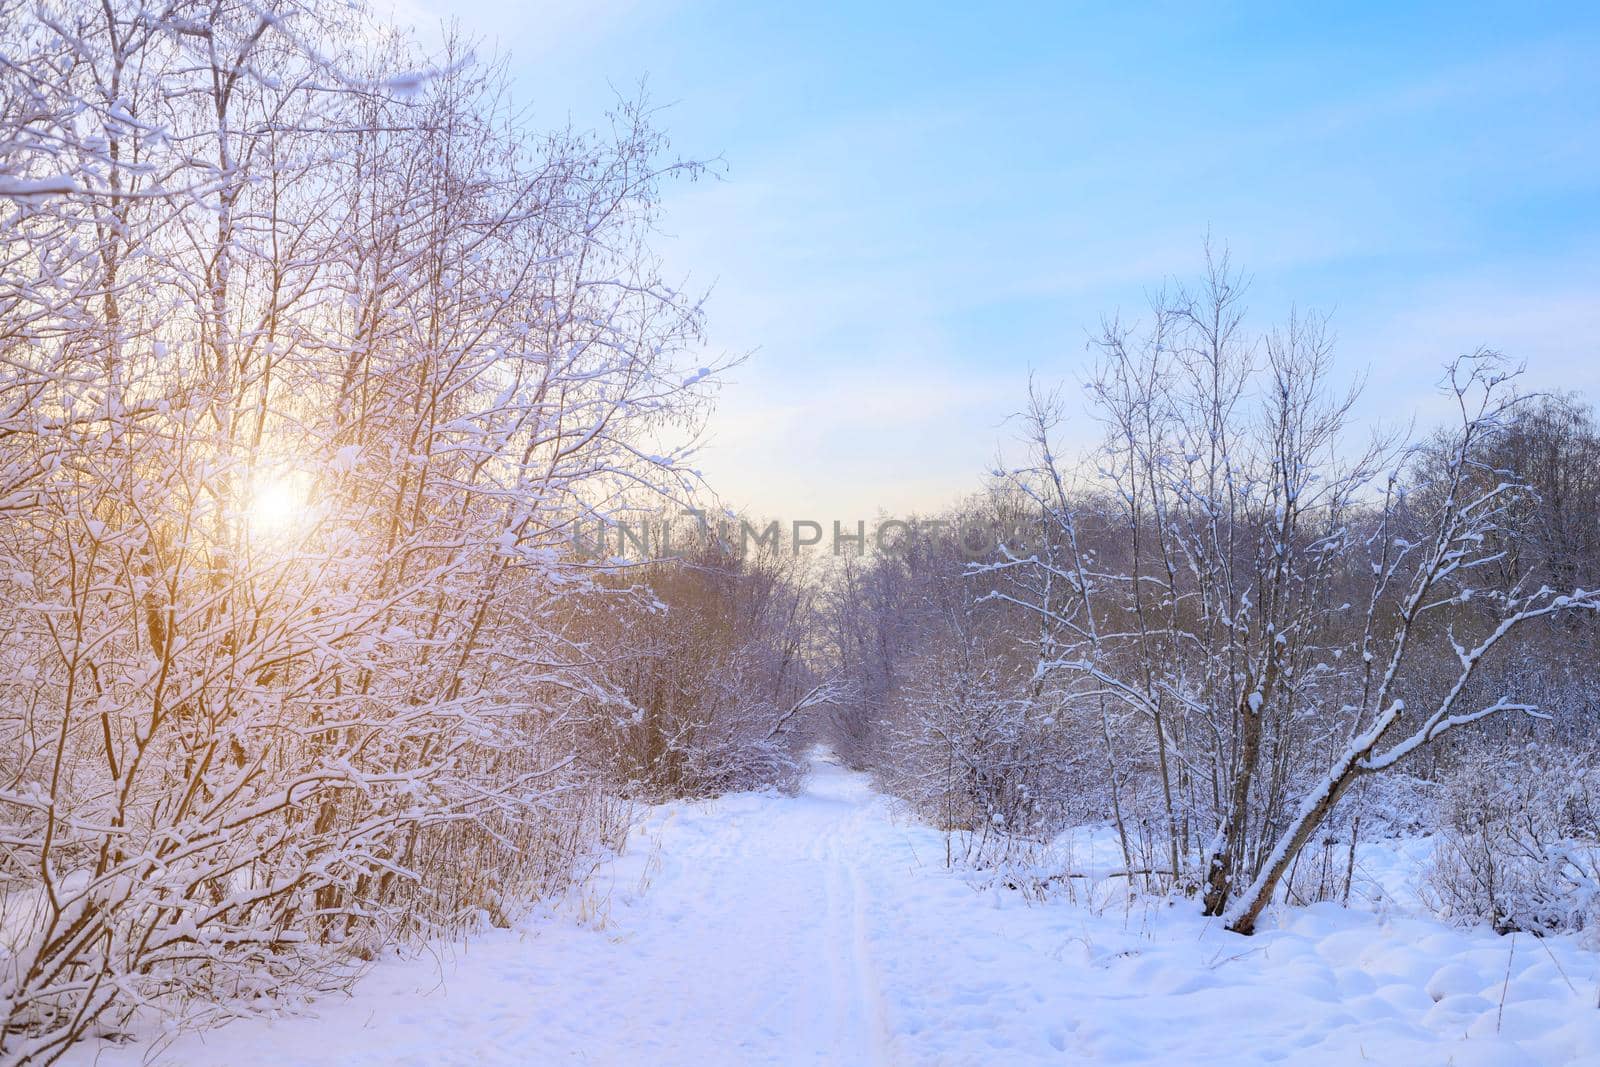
[63,754,1600,1066]
[0,174,80,198]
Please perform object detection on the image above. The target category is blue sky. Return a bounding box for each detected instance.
[399,0,1600,520]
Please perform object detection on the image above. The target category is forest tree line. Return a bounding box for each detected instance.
[817,263,1600,937]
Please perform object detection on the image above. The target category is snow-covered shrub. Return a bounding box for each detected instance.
[580,539,832,800]
[0,4,717,1059]
[884,649,1032,834]
[1427,746,1600,939]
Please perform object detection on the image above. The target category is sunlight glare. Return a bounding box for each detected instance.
[245,471,314,541]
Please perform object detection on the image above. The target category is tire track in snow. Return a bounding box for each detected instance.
[814,822,853,1054]
[842,834,894,1065]
[827,810,893,1066]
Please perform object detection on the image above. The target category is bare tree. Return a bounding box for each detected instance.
[981,256,1599,933]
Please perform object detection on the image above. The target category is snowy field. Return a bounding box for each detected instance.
[67,756,1600,1067]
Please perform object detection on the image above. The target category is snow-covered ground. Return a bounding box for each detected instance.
[67,755,1600,1066]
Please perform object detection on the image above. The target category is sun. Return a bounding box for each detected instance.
[245,471,314,541]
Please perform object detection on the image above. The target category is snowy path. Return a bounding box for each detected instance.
[67,756,1600,1066]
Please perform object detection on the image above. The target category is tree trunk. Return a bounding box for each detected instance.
[1224,761,1364,934]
